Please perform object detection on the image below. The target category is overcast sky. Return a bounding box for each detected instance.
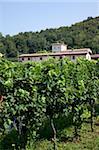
[0,0,99,35]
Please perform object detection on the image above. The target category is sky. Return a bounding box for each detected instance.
[0,0,99,36]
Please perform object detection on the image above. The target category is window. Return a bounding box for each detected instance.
[40,57,42,60]
[54,46,56,50]
[72,56,75,60]
[60,56,62,59]
[22,57,24,61]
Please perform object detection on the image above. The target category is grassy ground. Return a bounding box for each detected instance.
[27,123,99,150]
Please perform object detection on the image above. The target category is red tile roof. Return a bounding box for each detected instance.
[91,54,99,59]
[19,49,92,57]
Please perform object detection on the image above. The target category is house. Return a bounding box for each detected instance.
[19,43,92,62]
[91,54,99,60]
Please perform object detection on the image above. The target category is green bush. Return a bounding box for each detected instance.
[0,129,19,150]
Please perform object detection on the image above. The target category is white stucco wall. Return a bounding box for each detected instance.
[86,53,91,60]
[61,45,67,51]
[52,45,61,52]
[31,57,40,61]
[52,44,67,52]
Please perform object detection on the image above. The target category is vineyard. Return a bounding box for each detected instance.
[0,58,99,150]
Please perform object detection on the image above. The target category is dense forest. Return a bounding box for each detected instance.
[0,16,99,59]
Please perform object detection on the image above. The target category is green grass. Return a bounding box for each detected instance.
[0,123,99,150]
[27,124,99,150]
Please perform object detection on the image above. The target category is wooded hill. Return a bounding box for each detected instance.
[0,16,99,59]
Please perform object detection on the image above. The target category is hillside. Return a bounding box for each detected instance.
[0,16,99,58]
